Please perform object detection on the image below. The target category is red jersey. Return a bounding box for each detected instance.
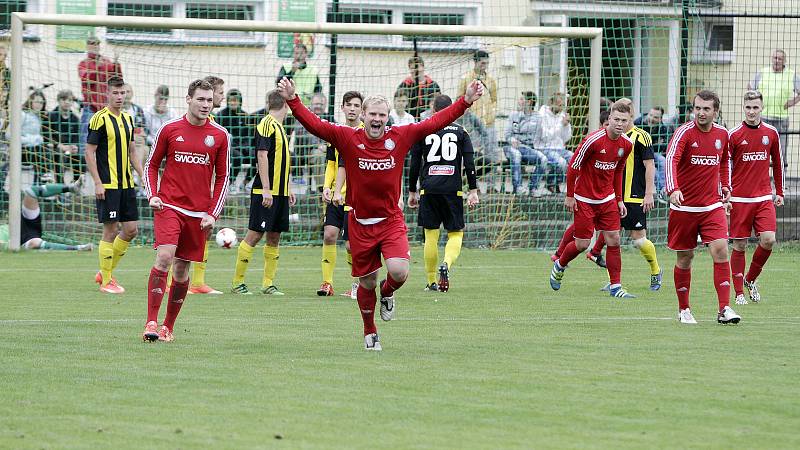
[666,121,730,212]
[144,115,231,219]
[728,121,784,201]
[287,95,470,222]
[77,56,122,112]
[566,128,633,204]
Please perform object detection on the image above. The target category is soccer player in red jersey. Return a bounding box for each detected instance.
[666,90,740,325]
[141,79,231,342]
[549,101,636,298]
[277,77,484,351]
[728,90,784,305]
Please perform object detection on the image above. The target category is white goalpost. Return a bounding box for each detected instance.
[6,12,602,251]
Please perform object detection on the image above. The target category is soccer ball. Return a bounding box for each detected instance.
[215,228,238,249]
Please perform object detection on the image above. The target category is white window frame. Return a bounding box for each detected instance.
[324,0,481,52]
[104,0,267,46]
[0,0,42,40]
[691,16,735,65]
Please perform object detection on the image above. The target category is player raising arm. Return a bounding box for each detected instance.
[277,76,483,351]
[728,90,784,305]
[141,79,230,342]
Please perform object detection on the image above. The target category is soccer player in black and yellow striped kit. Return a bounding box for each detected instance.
[588,99,662,291]
[318,91,363,297]
[231,90,295,295]
[85,76,143,294]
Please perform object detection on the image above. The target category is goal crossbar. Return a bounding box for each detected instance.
[6,12,603,250]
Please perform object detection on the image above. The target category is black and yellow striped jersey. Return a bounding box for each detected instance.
[622,126,655,204]
[252,114,291,196]
[86,107,135,189]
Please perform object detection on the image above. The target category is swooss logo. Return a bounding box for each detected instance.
[358,155,396,171]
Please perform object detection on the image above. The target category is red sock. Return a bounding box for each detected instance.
[380,273,405,298]
[605,245,621,285]
[730,249,746,296]
[558,241,582,267]
[674,266,691,310]
[163,278,189,332]
[591,232,606,256]
[555,224,575,257]
[713,261,731,311]
[356,284,377,335]
[746,245,772,283]
[147,267,168,323]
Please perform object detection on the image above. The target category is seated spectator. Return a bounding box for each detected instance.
[293,92,328,189]
[122,83,146,176]
[398,56,441,120]
[21,91,50,182]
[389,89,415,126]
[458,50,499,162]
[535,92,573,192]
[634,106,671,192]
[45,89,81,184]
[217,88,252,193]
[504,91,548,196]
[143,84,176,148]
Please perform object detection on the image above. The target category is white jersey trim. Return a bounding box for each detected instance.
[575,193,616,204]
[162,202,206,218]
[730,195,773,203]
[669,202,723,212]
[351,210,386,225]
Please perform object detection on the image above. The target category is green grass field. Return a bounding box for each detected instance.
[2,245,799,449]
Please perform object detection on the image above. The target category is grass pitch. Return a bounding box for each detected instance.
[1,246,799,449]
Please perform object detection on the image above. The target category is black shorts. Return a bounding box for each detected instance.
[249,194,290,233]
[418,193,465,231]
[96,188,139,223]
[323,203,349,240]
[21,213,42,244]
[621,202,647,231]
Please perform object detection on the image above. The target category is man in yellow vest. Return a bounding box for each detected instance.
[749,49,800,168]
[276,43,322,106]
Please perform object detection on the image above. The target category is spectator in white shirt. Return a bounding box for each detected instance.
[535,92,573,192]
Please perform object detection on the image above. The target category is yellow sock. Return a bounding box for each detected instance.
[191,241,210,287]
[166,270,173,288]
[424,228,440,285]
[232,241,254,286]
[346,251,352,267]
[111,236,130,271]
[321,243,337,284]
[443,231,464,268]
[98,240,114,285]
[638,238,661,275]
[263,245,280,288]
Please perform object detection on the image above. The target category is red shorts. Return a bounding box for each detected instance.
[153,207,209,262]
[348,214,410,277]
[667,207,728,251]
[573,199,620,240]
[729,200,776,239]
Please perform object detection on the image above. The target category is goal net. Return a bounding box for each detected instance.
[2,12,602,251]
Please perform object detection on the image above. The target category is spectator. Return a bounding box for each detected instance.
[458,50,498,156]
[276,43,322,105]
[634,106,671,192]
[21,91,49,182]
[748,49,799,168]
[293,92,328,189]
[143,85,176,148]
[389,89,415,126]
[77,36,122,154]
[398,57,442,120]
[535,92,573,192]
[122,83,146,152]
[217,88,252,193]
[419,90,441,121]
[504,91,548,196]
[45,89,81,184]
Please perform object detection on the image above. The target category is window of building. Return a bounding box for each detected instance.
[105,1,264,45]
[691,18,735,64]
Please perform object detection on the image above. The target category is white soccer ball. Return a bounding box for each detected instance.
[215,228,238,249]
